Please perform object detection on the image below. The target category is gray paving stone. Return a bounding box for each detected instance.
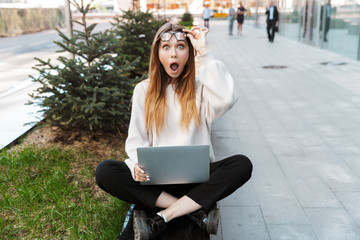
[276,154,349,207]
[247,105,277,123]
[289,130,325,147]
[220,206,269,240]
[265,136,305,156]
[322,136,360,155]
[304,208,360,240]
[276,155,319,178]
[211,131,240,156]
[344,130,360,147]
[326,116,360,131]
[212,130,238,139]
[296,111,328,125]
[219,183,259,207]
[236,129,268,146]
[338,154,360,179]
[287,177,342,208]
[233,123,261,131]
[310,156,360,191]
[260,123,289,138]
[252,161,309,225]
[310,123,345,138]
[212,116,235,131]
[267,224,318,240]
[336,191,360,227]
[237,145,277,166]
[300,144,336,156]
[279,115,312,131]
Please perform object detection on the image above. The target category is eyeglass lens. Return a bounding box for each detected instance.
[161,32,186,41]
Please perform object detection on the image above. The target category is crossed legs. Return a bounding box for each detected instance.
[95,154,253,221]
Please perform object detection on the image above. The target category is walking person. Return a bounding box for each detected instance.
[228,4,236,35]
[266,0,279,42]
[320,0,331,42]
[202,4,211,29]
[236,2,246,35]
[95,22,253,239]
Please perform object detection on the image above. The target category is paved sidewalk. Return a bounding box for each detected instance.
[0,80,41,149]
[208,20,360,240]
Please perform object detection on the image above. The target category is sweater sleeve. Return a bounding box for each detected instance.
[197,51,237,122]
[125,81,151,179]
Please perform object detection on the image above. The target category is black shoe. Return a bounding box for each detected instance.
[134,214,166,240]
[147,215,166,239]
[189,208,219,235]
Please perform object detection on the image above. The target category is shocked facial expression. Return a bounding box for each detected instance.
[158,32,189,81]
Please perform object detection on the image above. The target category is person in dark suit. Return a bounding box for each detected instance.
[265,1,279,42]
[320,0,331,42]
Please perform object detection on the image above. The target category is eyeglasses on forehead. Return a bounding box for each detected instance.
[160,32,187,41]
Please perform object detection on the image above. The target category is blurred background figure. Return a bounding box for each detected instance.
[320,0,332,42]
[202,3,211,29]
[265,1,279,42]
[228,4,236,36]
[236,2,246,35]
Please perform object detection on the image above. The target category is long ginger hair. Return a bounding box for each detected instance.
[145,23,200,135]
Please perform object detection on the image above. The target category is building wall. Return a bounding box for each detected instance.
[115,0,133,11]
[251,0,360,60]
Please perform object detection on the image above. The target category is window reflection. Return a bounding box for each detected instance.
[253,0,360,60]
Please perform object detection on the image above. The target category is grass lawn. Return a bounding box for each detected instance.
[0,139,129,239]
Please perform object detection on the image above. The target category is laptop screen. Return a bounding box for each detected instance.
[137,145,210,185]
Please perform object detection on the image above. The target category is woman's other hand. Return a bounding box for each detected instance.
[134,164,150,182]
[183,27,209,55]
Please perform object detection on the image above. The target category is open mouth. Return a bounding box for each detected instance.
[170,63,179,72]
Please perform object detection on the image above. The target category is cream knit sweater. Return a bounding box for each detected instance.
[125,51,237,179]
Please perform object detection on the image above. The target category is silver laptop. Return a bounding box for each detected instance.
[137,145,210,185]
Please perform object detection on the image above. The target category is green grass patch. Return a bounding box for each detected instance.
[0,146,129,239]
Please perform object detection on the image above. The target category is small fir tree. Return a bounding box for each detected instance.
[111,10,166,79]
[179,11,193,27]
[28,0,137,133]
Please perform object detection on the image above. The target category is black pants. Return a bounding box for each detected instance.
[204,18,210,29]
[267,20,276,42]
[95,155,252,212]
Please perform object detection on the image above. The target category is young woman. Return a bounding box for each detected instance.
[237,2,247,35]
[95,23,253,239]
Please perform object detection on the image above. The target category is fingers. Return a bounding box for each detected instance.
[191,27,201,39]
[190,26,209,34]
[182,29,197,39]
[183,27,209,39]
[198,27,209,34]
[183,27,209,55]
[134,164,150,182]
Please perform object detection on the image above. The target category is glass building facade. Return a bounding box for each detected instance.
[249,0,360,60]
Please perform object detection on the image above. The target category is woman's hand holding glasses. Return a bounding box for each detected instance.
[183,27,209,56]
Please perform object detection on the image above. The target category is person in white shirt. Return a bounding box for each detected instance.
[95,23,253,239]
[202,4,211,28]
[228,4,236,35]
